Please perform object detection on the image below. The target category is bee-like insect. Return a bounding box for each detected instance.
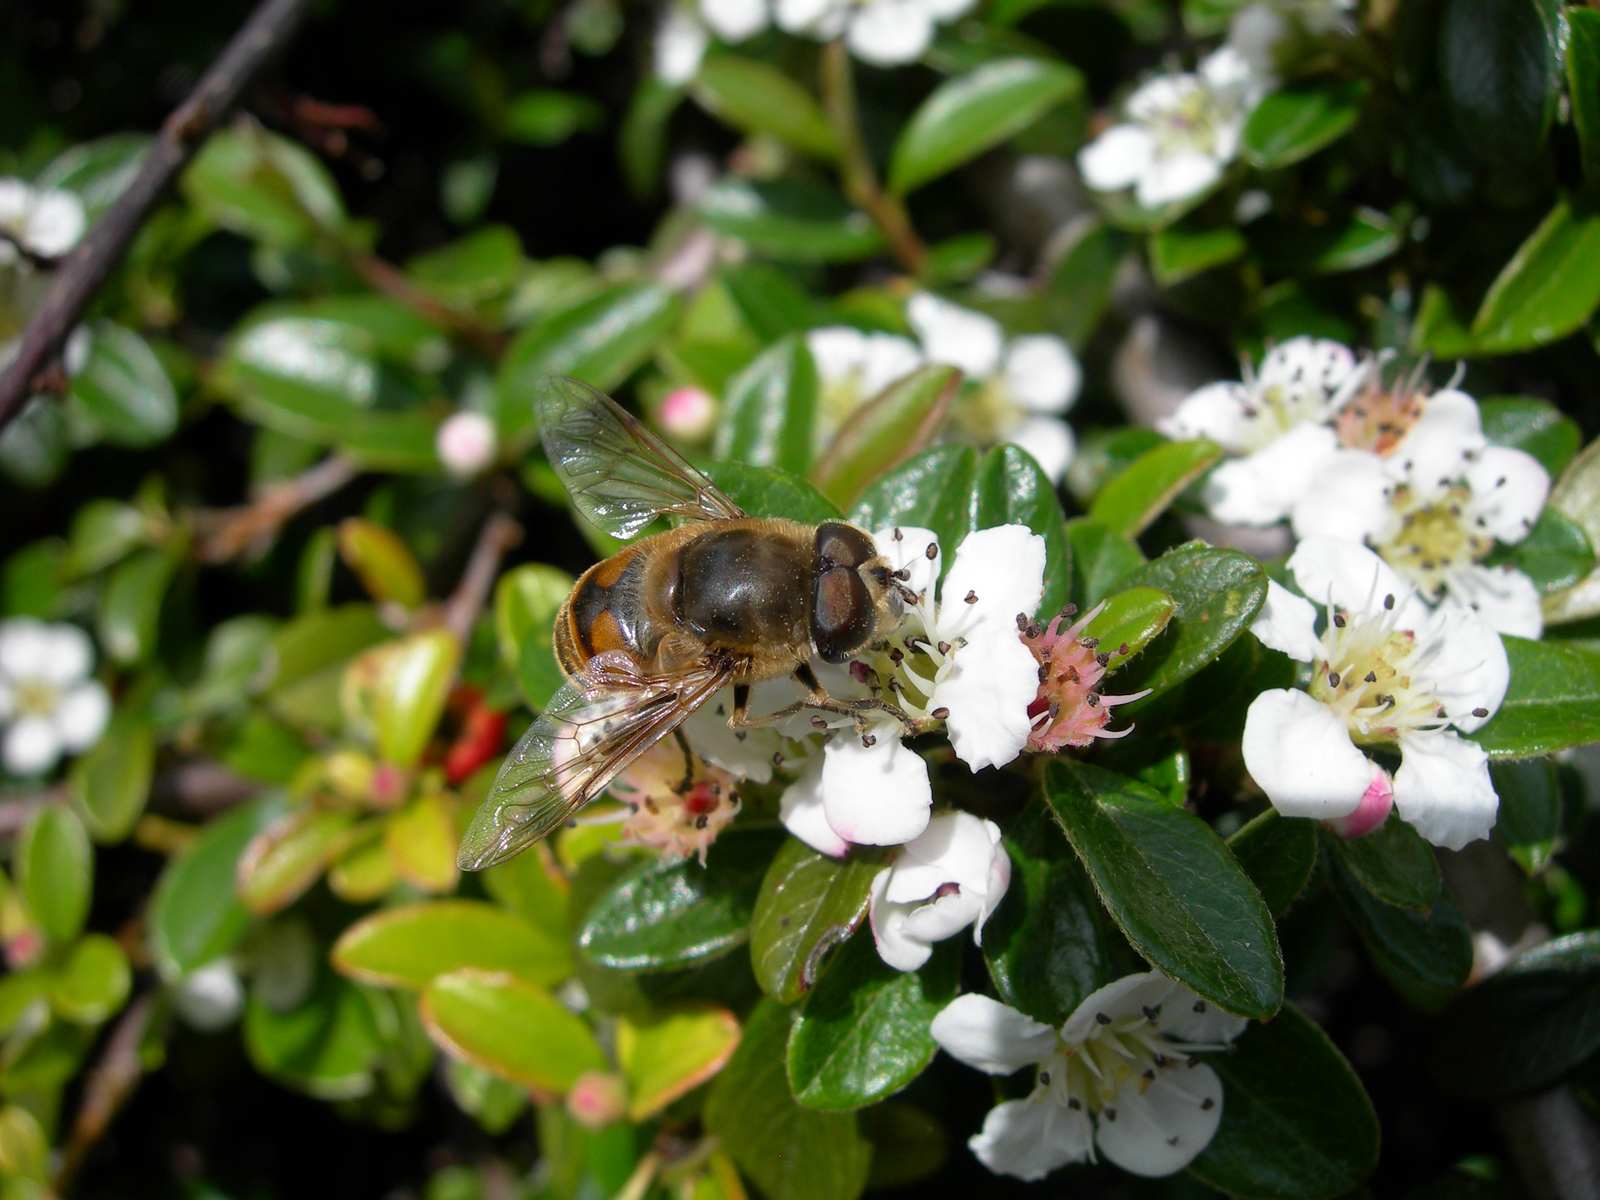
[458,377,913,870]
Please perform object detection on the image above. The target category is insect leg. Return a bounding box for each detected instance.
[728,663,913,732]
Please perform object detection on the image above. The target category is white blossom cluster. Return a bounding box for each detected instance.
[0,620,110,776]
[0,178,88,374]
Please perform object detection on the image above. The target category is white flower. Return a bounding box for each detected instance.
[173,960,246,1032]
[931,973,1247,1181]
[654,0,774,84]
[1229,0,1358,77]
[435,410,497,477]
[806,325,925,445]
[869,811,1010,970]
[907,293,1081,482]
[0,179,86,264]
[1160,336,1364,526]
[776,0,975,66]
[1292,392,1552,638]
[0,620,111,776]
[777,524,1044,854]
[1079,47,1270,210]
[1243,539,1509,850]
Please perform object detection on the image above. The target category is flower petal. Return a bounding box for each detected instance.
[1417,605,1508,733]
[969,1097,1094,1181]
[940,524,1045,634]
[859,333,925,395]
[1203,423,1338,526]
[1390,389,1484,499]
[1097,1063,1225,1177]
[930,992,1055,1074]
[933,631,1037,772]
[1242,688,1370,822]
[846,0,934,65]
[1443,563,1543,640]
[655,8,709,84]
[1061,971,1170,1043]
[821,727,932,845]
[23,190,86,258]
[701,0,770,41]
[1138,150,1221,209]
[1079,125,1156,193]
[872,524,940,604]
[1288,536,1425,625]
[868,868,934,971]
[886,811,1004,899]
[805,326,866,381]
[1009,415,1075,483]
[1465,446,1550,544]
[1394,730,1498,850]
[55,681,110,753]
[36,624,93,686]
[1249,579,1321,663]
[1158,381,1253,451]
[907,292,1004,379]
[1291,449,1401,544]
[1153,982,1249,1045]
[1003,335,1081,414]
[778,757,851,858]
[0,618,50,681]
[774,0,839,33]
[3,716,61,776]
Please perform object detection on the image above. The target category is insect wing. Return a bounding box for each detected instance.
[535,376,744,538]
[457,653,733,869]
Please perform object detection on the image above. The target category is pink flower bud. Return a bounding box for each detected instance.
[566,1070,627,1129]
[1327,764,1394,840]
[436,411,497,477]
[658,387,716,442]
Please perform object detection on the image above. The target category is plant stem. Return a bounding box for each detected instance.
[444,511,523,642]
[192,452,360,562]
[820,40,927,275]
[344,249,510,358]
[0,0,315,434]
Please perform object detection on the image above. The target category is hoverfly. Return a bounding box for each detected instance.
[457,377,914,870]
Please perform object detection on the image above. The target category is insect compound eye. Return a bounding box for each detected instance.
[812,565,873,663]
[814,522,874,570]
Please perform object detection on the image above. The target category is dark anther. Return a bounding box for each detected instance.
[861,733,877,748]
[1015,613,1029,631]
[931,706,950,719]
[1095,1012,1111,1025]
[1364,671,1377,683]
[1328,672,1341,687]
[965,590,978,603]
[1472,706,1488,717]
[925,542,938,559]
[1142,1005,1161,1020]
[1038,1071,1051,1086]
[1201,1097,1215,1111]
[1067,1098,1082,1111]
[694,814,709,830]
[1383,593,1395,610]
[1193,1001,1206,1013]
[893,527,903,541]
[1103,1108,1117,1122]
[1333,613,1346,627]
[937,641,951,655]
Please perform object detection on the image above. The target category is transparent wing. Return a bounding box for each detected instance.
[535,376,744,538]
[457,651,734,870]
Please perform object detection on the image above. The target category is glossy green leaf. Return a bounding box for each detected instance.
[706,1000,872,1200]
[495,563,573,709]
[813,365,959,509]
[1110,542,1269,704]
[503,89,604,145]
[406,225,524,304]
[1491,758,1563,862]
[578,828,781,972]
[1470,198,1600,352]
[1438,0,1561,166]
[337,518,426,608]
[982,802,1110,1025]
[183,126,346,246]
[17,806,92,944]
[698,178,887,263]
[1330,856,1472,1010]
[1324,813,1440,911]
[702,461,841,522]
[750,839,881,1004]
[49,933,131,1025]
[68,323,178,446]
[1080,586,1176,674]
[618,1002,742,1120]
[265,604,388,732]
[69,718,154,843]
[692,55,838,159]
[1242,81,1366,169]
[1189,1004,1379,1199]
[714,335,819,476]
[98,549,175,665]
[1570,10,1600,186]
[0,397,68,488]
[244,972,381,1100]
[1255,208,1402,276]
[1065,517,1145,607]
[421,968,606,1091]
[1149,224,1246,286]
[237,807,361,916]
[333,899,570,989]
[1545,436,1600,624]
[721,263,818,340]
[36,133,150,219]
[66,498,143,579]
[1041,220,1128,349]
[385,792,459,891]
[373,630,461,767]
[1497,507,1595,593]
[1089,440,1221,538]
[498,283,681,439]
[1471,636,1600,758]
[889,57,1083,195]
[1428,932,1600,1100]
[850,444,978,561]
[921,232,997,285]
[1228,811,1317,918]
[1043,761,1283,1019]
[150,797,284,976]
[1479,396,1581,478]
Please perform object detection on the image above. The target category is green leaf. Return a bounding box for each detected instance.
[813,364,959,509]
[497,283,681,442]
[1569,10,1600,187]
[1041,220,1128,349]
[1545,436,1600,624]
[1330,856,1472,1010]
[183,126,346,246]
[68,323,179,446]
[1065,517,1145,607]
[503,89,604,145]
[619,75,680,200]
[1472,636,1600,758]
[36,133,151,220]
[1242,81,1367,169]
[788,935,957,1111]
[701,461,841,522]
[889,57,1083,195]
[849,444,979,562]
[69,719,154,843]
[1409,284,1478,358]
[750,839,881,1005]
[578,828,781,972]
[862,1103,947,1189]
[698,178,887,263]
[1428,932,1600,1100]
[333,899,571,989]
[265,604,389,732]
[373,630,461,768]
[406,225,524,305]
[1479,396,1582,478]
[98,549,176,665]
[1089,439,1221,538]
[64,499,146,578]
[17,806,92,944]
[150,797,284,976]
[721,263,818,341]
[706,1000,872,1200]
[495,563,574,709]
[967,444,1074,618]
[1228,811,1317,918]
[1189,1004,1379,1200]
[1470,198,1600,352]
[618,1002,742,1120]
[1438,0,1561,167]
[1109,542,1269,705]
[49,934,131,1025]
[244,972,381,1100]
[1149,224,1247,286]
[0,397,69,488]
[1254,208,1402,276]
[982,802,1110,1025]
[714,335,819,476]
[236,807,360,916]
[1080,586,1177,674]
[1043,761,1283,1019]
[421,968,606,1091]
[692,55,838,159]
[1497,507,1595,593]
[1491,758,1563,862]
[1324,813,1441,911]
[921,232,997,285]
[337,518,427,608]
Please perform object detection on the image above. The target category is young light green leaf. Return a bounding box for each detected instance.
[333,899,571,989]
[1065,517,1145,607]
[17,806,92,944]
[372,629,461,768]
[337,518,426,609]
[97,550,176,665]
[236,808,361,916]
[422,969,606,1092]
[1080,586,1176,674]
[617,1002,742,1120]
[69,719,155,843]
[49,934,131,1025]
[811,364,959,509]
[243,973,381,1100]
[692,56,838,159]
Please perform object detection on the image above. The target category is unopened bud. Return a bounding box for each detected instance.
[566,1070,627,1129]
[658,386,716,442]
[174,959,246,1031]
[1327,765,1394,840]
[436,411,497,477]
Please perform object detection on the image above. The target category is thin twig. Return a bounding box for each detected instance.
[444,512,523,642]
[192,452,359,562]
[344,251,509,358]
[55,993,157,1193]
[0,0,315,434]
[819,40,927,275]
